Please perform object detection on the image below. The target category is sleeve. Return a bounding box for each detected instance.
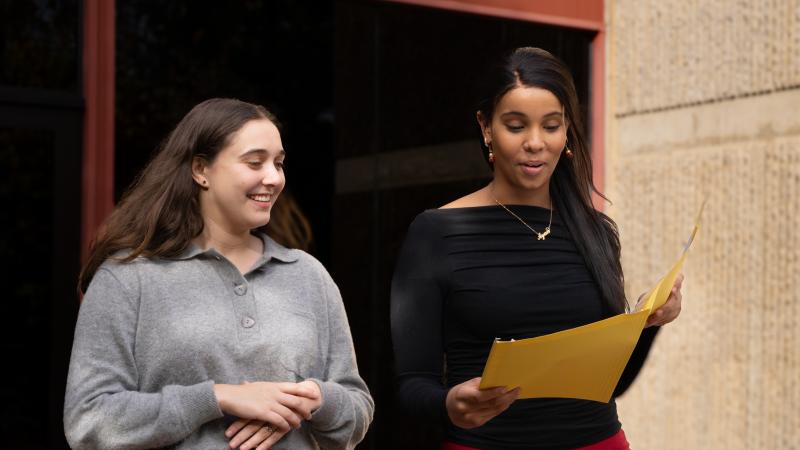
[63,267,223,450]
[613,326,661,397]
[306,264,375,450]
[390,213,450,422]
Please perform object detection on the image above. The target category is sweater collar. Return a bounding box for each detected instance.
[175,232,299,264]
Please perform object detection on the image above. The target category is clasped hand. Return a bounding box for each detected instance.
[214,380,321,450]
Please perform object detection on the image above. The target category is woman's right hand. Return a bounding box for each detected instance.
[224,419,287,450]
[214,381,319,433]
[445,377,520,429]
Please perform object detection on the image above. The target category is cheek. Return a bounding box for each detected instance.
[276,172,287,192]
[494,134,521,154]
[548,132,567,148]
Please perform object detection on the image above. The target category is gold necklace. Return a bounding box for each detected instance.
[492,196,553,240]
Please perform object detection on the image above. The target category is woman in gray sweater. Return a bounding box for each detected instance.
[64,98,374,450]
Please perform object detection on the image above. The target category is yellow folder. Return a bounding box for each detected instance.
[479,203,704,403]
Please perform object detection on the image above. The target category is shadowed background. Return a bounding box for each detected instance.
[1,0,797,449]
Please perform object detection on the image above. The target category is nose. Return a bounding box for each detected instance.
[261,163,284,187]
[523,130,545,152]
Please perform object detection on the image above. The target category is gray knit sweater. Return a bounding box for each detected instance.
[64,235,374,449]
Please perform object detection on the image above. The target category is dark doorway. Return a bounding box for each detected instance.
[0,1,83,448]
[334,2,593,448]
[0,108,82,450]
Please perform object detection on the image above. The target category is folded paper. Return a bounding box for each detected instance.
[479,202,704,403]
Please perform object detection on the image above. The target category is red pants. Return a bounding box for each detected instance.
[442,429,630,450]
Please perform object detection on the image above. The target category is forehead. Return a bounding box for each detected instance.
[495,86,563,117]
[227,118,282,152]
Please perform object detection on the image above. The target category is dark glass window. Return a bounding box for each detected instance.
[115,0,334,261]
[337,2,592,158]
[0,124,80,450]
[0,0,81,91]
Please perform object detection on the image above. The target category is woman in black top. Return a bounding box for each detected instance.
[390,48,684,450]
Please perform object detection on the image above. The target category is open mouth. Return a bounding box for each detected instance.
[522,161,544,168]
[519,161,545,175]
[247,193,272,203]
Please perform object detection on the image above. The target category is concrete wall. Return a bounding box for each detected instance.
[606,1,800,448]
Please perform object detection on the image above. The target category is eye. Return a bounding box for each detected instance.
[275,160,285,170]
[505,123,524,132]
[246,160,263,169]
[544,124,562,132]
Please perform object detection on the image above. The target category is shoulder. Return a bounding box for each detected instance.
[92,250,194,295]
[93,251,150,290]
[282,251,347,310]
[404,209,443,240]
[288,249,327,275]
[272,246,338,291]
[262,234,321,272]
[439,188,490,209]
[82,253,154,309]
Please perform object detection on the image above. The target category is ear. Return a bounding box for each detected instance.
[476,111,492,145]
[191,156,209,187]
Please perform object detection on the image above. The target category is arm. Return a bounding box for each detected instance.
[390,213,450,422]
[304,264,375,450]
[390,214,517,429]
[64,267,223,450]
[615,274,684,396]
[613,326,660,396]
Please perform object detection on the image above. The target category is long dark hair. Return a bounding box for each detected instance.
[477,47,627,314]
[79,98,277,294]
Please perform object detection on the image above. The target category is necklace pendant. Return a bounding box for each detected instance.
[537,227,551,240]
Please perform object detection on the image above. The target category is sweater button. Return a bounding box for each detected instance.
[234,284,247,296]
[241,316,256,328]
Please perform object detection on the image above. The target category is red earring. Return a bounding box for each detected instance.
[565,147,574,159]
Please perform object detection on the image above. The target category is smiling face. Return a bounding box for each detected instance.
[192,118,286,234]
[479,86,568,205]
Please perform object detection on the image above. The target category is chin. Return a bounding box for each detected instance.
[243,215,271,231]
[514,179,547,192]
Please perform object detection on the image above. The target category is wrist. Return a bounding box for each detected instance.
[444,386,457,414]
[213,383,232,412]
[303,379,324,412]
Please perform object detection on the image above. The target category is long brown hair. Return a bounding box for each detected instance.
[477,47,627,314]
[266,190,314,252]
[79,98,277,293]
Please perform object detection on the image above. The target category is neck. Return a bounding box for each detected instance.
[489,179,551,209]
[195,216,261,257]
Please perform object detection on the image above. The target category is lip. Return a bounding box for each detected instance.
[518,161,545,176]
[247,193,273,208]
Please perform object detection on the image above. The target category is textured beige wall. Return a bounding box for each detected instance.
[606,1,800,449]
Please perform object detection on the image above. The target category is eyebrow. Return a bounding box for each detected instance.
[499,110,563,119]
[240,148,286,158]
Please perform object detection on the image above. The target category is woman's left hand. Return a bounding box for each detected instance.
[225,380,322,449]
[646,273,684,327]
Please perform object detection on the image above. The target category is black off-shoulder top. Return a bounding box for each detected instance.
[390,205,658,450]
